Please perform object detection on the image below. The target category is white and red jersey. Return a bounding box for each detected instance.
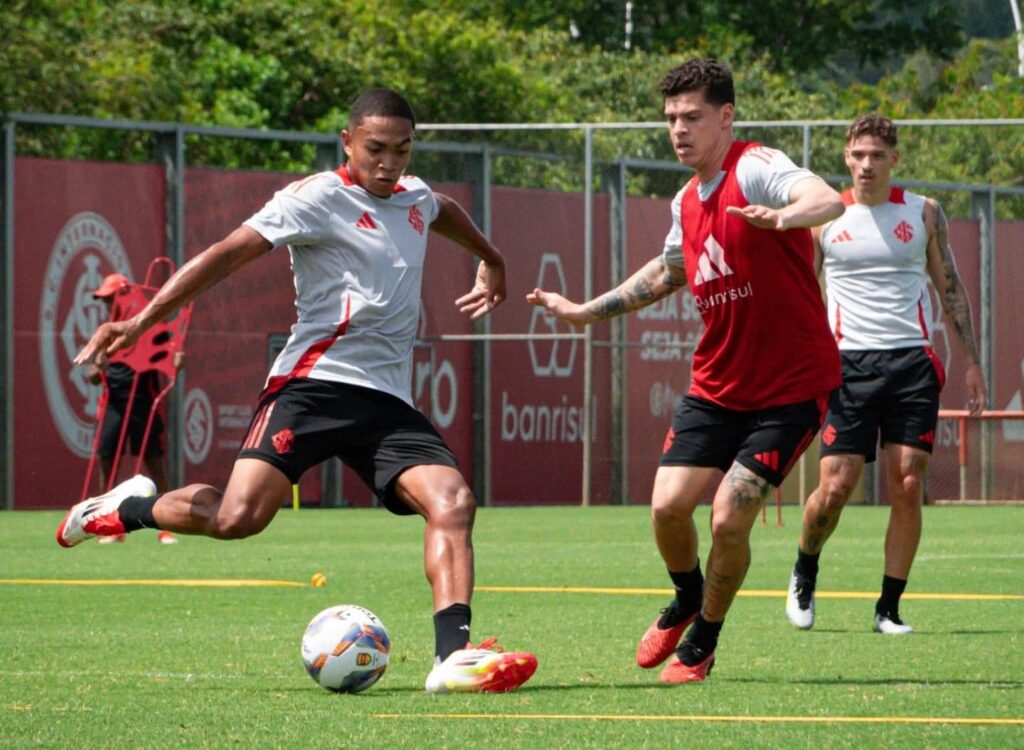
[662,141,841,410]
[820,188,931,351]
[243,165,439,405]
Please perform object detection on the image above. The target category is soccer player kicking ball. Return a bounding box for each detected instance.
[785,114,986,635]
[58,88,537,694]
[528,58,843,683]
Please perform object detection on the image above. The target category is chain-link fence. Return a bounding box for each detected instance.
[3,114,1023,509]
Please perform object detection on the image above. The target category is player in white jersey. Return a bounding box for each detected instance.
[57,88,537,693]
[785,114,986,635]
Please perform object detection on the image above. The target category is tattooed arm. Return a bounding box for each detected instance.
[526,255,687,326]
[924,198,986,415]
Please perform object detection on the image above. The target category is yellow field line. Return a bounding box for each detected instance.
[0,578,303,587]
[1,580,1020,599]
[476,585,1024,601]
[373,712,1024,727]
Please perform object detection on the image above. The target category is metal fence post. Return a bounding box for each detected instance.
[1,122,14,509]
[972,188,996,500]
[155,127,187,488]
[462,145,493,505]
[603,161,628,504]
[581,127,594,506]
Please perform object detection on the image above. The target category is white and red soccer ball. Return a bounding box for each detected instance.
[301,605,390,693]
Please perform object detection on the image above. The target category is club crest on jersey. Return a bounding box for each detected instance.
[408,205,425,235]
[893,220,913,243]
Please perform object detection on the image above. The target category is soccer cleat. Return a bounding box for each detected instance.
[636,606,698,669]
[786,571,816,630]
[97,533,127,544]
[425,637,538,694]
[157,530,178,545]
[659,644,715,684]
[873,613,913,635]
[56,474,157,548]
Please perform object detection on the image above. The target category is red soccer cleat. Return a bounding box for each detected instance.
[636,609,697,669]
[659,650,715,683]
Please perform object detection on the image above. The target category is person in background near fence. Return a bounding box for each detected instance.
[528,57,843,683]
[87,273,180,545]
[58,88,538,694]
[784,114,987,635]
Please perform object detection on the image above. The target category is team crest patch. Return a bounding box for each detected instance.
[408,205,425,235]
[272,428,295,454]
[822,423,837,446]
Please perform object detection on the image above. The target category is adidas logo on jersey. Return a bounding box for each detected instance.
[355,211,377,230]
[830,229,854,243]
[692,236,733,286]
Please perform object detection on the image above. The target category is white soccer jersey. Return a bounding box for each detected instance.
[820,188,930,351]
[243,166,439,405]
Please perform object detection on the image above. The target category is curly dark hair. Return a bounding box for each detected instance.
[846,114,897,147]
[349,88,417,129]
[658,58,735,107]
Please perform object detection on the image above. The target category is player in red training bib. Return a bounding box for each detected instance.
[528,57,843,683]
[784,114,986,636]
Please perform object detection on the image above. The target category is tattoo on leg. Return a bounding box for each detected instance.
[724,464,772,511]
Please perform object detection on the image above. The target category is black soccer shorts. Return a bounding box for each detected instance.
[237,378,459,515]
[820,347,944,461]
[660,394,828,487]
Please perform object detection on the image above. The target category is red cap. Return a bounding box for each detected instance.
[92,273,130,299]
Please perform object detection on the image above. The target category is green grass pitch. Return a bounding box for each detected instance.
[1,504,1022,749]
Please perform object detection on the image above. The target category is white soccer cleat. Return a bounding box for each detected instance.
[425,638,538,694]
[157,530,178,545]
[56,475,157,548]
[786,572,816,630]
[873,613,913,635]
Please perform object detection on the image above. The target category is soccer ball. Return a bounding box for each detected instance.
[301,605,390,693]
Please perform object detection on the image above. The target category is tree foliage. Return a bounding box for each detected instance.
[1,0,1020,206]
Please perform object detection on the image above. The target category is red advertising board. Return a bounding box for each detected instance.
[623,196,702,505]
[14,157,166,508]
[487,187,613,506]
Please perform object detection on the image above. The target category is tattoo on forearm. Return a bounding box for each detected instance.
[934,204,981,362]
[586,273,662,320]
[590,291,628,319]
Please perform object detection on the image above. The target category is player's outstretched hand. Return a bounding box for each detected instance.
[966,361,987,417]
[525,288,587,327]
[73,319,140,367]
[726,204,787,230]
[456,260,506,320]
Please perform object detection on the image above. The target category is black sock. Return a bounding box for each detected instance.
[664,561,703,622]
[433,603,472,661]
[118,495,160,532]
[794,548,820,583]
[679,614,723,664]
[876,575,907,618]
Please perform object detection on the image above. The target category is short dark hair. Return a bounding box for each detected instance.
[658,58,735,107]
[348,88,417,129]
[846,114,897,147]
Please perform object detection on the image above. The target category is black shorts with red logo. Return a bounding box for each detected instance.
[660,394,827,487]
[820,347,944,462]
[237,378,458,515]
